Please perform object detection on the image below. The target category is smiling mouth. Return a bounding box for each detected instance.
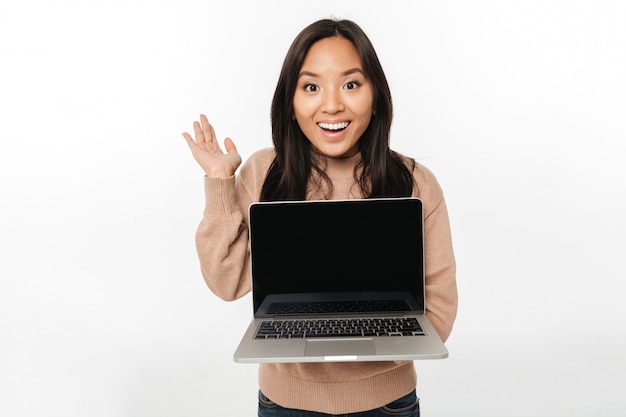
[317,121,350,131]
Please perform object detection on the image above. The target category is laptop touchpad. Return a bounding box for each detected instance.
[305,339,376,357]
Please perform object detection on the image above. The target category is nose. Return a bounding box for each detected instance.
[321,87,345,114]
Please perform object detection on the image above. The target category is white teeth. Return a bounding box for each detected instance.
[318,121,349,131]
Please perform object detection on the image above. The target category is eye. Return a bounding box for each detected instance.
[344,81,360,90]
[304,84,319,92]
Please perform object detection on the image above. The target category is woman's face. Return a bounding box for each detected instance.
[293,36,374,159]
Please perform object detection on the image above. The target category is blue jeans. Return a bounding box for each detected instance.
[258,389,420,417]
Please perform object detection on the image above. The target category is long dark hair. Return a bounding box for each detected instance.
[260,19,415,201]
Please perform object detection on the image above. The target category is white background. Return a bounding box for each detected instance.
[1,1,625,416]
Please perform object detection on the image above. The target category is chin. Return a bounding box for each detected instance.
[324,151,355,159]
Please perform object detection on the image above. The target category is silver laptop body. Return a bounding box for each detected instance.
[233,197,448,363]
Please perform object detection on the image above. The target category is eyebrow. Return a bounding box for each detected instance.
[298,67,365,79]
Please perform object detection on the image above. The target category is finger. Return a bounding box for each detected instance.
[182,132,199,150]
[208,123,218,144]
[193,120,205,145]
[181,131,193,143]
[200,114,214,143]
[223,137,238,154]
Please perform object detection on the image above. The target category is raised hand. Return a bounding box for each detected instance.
[182,114,242,178]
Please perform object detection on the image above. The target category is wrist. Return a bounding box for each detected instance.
[203,168,233,179]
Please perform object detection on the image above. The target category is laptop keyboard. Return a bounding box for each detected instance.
[255,317,425,339]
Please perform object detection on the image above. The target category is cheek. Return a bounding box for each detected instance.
[355,103,373,125]
[293,94,316,117]
[349,94,374,119]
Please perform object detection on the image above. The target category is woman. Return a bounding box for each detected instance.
[182,18,457,416]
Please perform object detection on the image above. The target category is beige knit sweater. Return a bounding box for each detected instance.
[195,148,458,414]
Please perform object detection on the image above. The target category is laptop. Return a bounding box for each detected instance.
[233,197,448,363]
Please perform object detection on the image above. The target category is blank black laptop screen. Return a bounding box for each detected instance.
[248,198,425,315]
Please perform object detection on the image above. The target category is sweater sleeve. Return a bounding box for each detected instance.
[194,148,274,301]
[415,165,458,342]
[194,176,253,301]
